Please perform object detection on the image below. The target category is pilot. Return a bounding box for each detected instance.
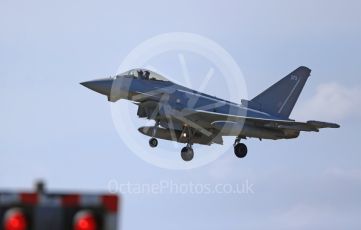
[137,70,144,79]
[144,70,150,80]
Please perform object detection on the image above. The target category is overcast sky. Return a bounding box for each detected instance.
[1,0,361,229]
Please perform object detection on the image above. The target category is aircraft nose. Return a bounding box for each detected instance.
[80,78,113,96]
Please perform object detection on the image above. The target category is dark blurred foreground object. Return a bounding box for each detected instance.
[0,181,119,230]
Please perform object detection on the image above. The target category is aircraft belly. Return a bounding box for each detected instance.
[212,121,298,140]
[138,126,218,145]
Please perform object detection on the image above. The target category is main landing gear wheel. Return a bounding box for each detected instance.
[234,143,247,158]
[181,146,194,161]
[149,138,158,148]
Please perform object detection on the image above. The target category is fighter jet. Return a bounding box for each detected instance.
[81,66,339,161]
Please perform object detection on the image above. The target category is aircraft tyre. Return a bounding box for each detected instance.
[181,146,194,161]
[149,138,158,147]
[234,143,247,158]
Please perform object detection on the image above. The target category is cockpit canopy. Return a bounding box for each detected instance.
[116,69,169,82]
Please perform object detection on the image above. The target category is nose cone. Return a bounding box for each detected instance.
[80,78,113,96]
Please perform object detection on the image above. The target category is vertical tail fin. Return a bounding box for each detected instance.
[251,66,311,119]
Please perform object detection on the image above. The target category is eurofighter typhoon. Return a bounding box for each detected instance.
[81,66,339,161]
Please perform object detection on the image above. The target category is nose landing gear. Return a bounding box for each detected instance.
[149,138,158,147]
[148,121,159,148]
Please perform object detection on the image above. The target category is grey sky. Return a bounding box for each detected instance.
[1,0,361,229]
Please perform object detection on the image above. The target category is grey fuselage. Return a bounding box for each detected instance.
[85,73,299,143]
[81,67,340,146]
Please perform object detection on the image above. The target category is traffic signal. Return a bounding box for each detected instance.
[0,188,119,230]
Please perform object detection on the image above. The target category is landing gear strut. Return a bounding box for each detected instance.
[149,121,159,148]
[234,137,248,158]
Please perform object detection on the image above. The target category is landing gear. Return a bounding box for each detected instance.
[234,143,247,158]
[181,145,194,161]
[148,121,159,148]
[180,126,195,162]
[234,137,248,158]
[149,137,158,148]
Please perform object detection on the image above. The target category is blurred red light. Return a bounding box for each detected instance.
[4,209,27,230]
[73,211,97,230]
